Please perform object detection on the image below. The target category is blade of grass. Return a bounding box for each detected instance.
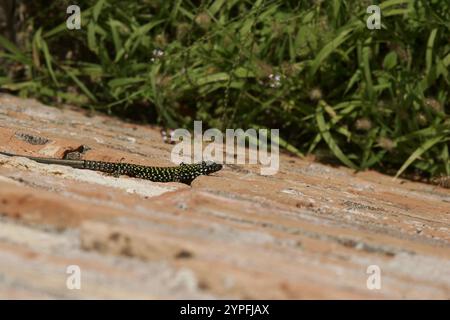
[0,35,31,65]
[316,103,357,169]
[425,28,438,76]
[63,68,98,103]
[309,20,363,76]
[41,42,58,85]
[394,136,445,178]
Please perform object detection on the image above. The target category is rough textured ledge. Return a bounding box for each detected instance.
[0,94,449,299]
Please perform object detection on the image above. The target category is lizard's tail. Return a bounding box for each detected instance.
[0,151,85,169]
[0,151,15,157]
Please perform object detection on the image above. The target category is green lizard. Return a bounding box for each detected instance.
[0,151,222,185]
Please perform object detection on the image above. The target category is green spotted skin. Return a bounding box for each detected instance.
[0,151,222,184]
[84,160,180,182]
[84,160,223,183]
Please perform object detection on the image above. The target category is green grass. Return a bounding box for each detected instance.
[0,0,449,179]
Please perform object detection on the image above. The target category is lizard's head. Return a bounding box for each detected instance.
[178,160,223,184]
[199,160,223,175]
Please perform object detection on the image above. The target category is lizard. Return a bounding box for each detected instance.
[0,151,223,185]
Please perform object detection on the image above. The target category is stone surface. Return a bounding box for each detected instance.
[0,93,449,299]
